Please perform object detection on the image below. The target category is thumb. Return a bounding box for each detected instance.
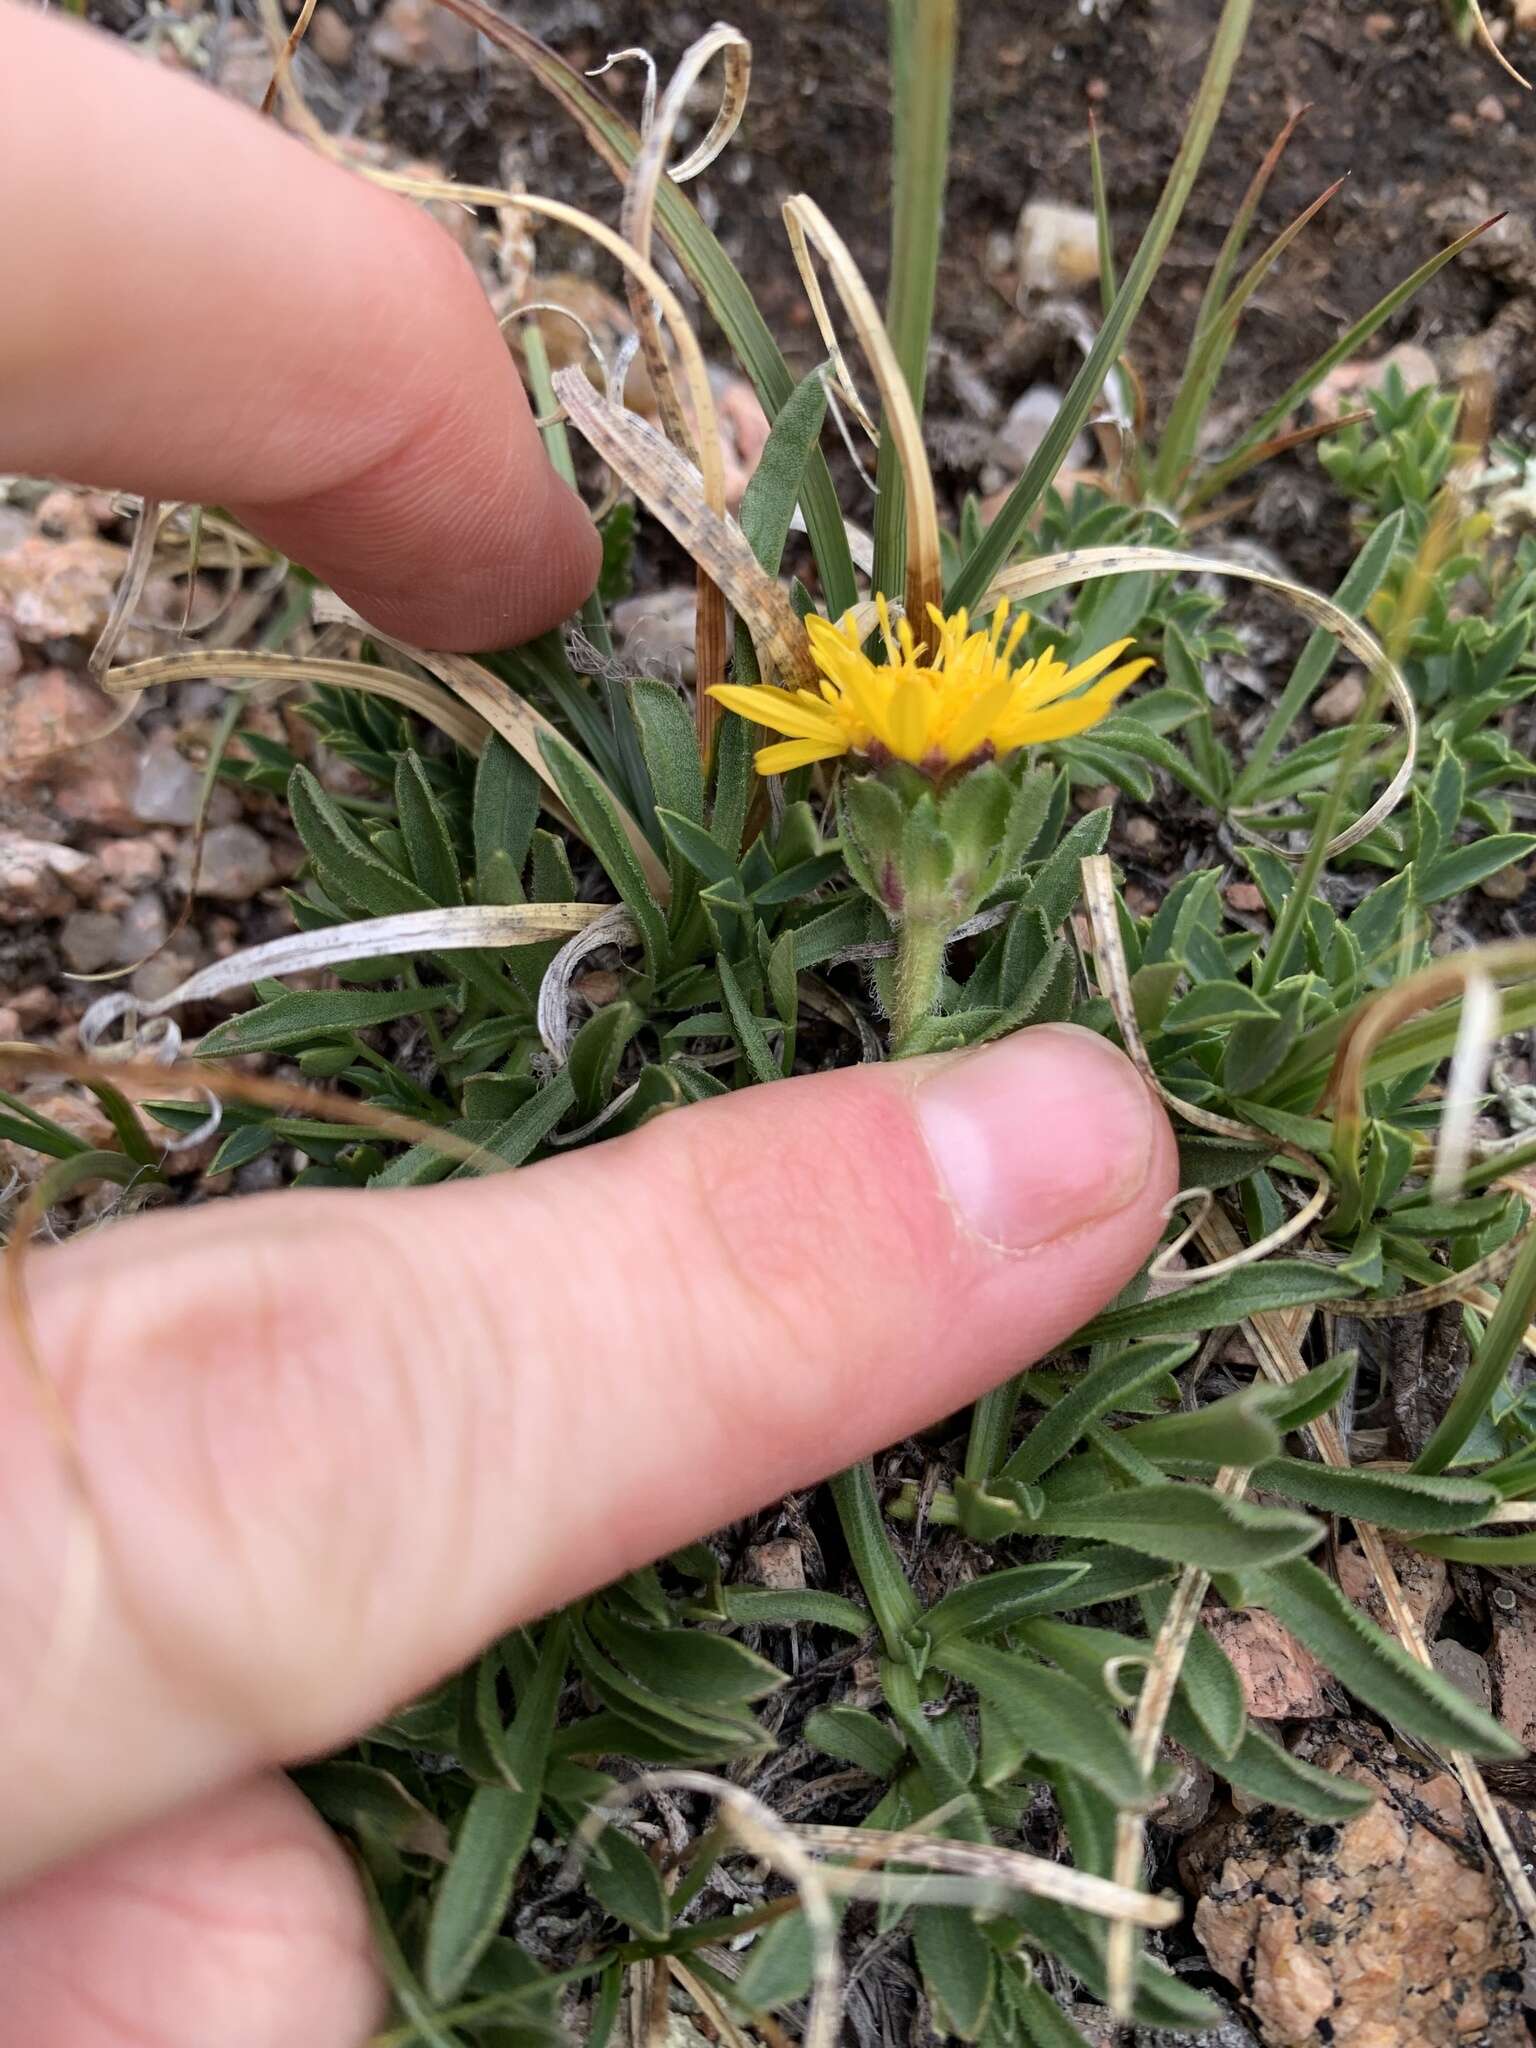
[3,1024,1174,1884]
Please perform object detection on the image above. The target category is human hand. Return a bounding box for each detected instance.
[0,9,1177,2043]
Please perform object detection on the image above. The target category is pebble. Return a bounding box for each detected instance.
[0,832,101,922]
[1202,1607,1332,1719]
[1014,199,1100,296]
[130,942,202,1006]
[1482,860,1528,904]
[182,823,278,901]
[1479,93,1508,125]
[745,1540,806,1591]
[611,590,698,683]
[1121,813,1162,855]
[0,1008,20,1040]
[1431,1639,1492,1711]
[118,891,170,959]
[306,4,354,64]
[1224,882,1265,915]
[9,985,56,1028]
[60,909,124,975]
[133,738,237,829]
[1337,1538,1450,1636]
[1184,1746,1526,2047]
[370,0,480,71]
[985,384,1092,485]
[1311,341,1437,423]
[96,836,165,889]
[0,534,127,641]
[1312,672,1365,728]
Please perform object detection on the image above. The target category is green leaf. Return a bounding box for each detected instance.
[935,1640,1148,1805]
[1029,1484,1322,1570]
[1415,835,1536,906]
[1222,977,1310,1093]
[1412,1530,1536,1564]
[734,1910,820,2012]
[914,1906,994,2040]
[1121,1389,1282,1469]
[293,1760,451,1860]
[567,1001,644,1126]
[1077,1260,1358,1342]
[718,1586,871,1635]
[198,985,459,1058]
[588,1605,784,1707]
[1001,1342,1195,1487]
[1163,979,1278,1033]
[583,1823,670,1940]
[473,737,538,907]
[423,1617,569,2002]
[1139,1594,1246,1759]
[396,752,463,906]
[289,764,431,919]
[631,679,705,826]
[538,731,668,972]
[1018,809,1113,930]
[802,1704,906,1777]
[716,955,781,1086]
[1225,1558,1521,1759]
[1250,1457,1497,1532]
[1167,1704,1376,1821]
[1250,1351,1356,1434]
[920,1563,1092,1643]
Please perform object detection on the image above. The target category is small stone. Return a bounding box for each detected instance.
[611,590,697,683]
[987,384,1093,482]
[1481,861,1528,905]
[1122,813,1162,855]
[1337,1538,1451,1638]
[1492,1617,1536,1747]
[306,4,354,63]
[715,372,771,512]
[1431,1639,1492,1711]
[1122,882,1160,917]
[370,0,480,70]
[1014,199,1100,296]
[1074,781,1118,815]
[1,666,111,765]
[1183,1746,1526,2048]
[1516,0,1536,30]
[32,488,99,541]
[1152,1741,1215,1833]
[0,832,101,923]
[572,968,624,1008]
[1224,882,1266,915]
[133,740,204,828]
[1312,672,1365,728]
[1479,92,1508,124]
[9,985,56,1028]
[1362,8,1396,33]
[1311,341,1438,423]
[0,534,128,642]
[96,836,164,889]
[745,1540,806,1591]
[182,823,277,901]
[1202,1607,1333,1719]
[0,1007,21,1040]
[130,942,203,1006]
[59,910,124,975]
[117,891,170,960]
[1448,109,1477,136]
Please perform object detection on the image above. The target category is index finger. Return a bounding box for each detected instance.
[0,1,599,648]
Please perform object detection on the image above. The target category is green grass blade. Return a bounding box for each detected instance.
[946,0,1253,612]
[872,0,957,604]
[1189,213,1502,508]
[1416,1223,1536,1475]
[1087,112,1117,320]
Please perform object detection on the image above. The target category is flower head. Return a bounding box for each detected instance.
[709,597,1153,778]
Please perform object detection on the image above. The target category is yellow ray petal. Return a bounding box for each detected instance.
[708,682,841,742]
[756,735,845,774]
[996,659,1153,748]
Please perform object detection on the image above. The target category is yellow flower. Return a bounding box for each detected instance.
[709,597,1153,778]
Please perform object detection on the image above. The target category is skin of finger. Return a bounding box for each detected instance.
[0,1772,384,2048]
[0,1036,1174,1886]
[0,2,598,647]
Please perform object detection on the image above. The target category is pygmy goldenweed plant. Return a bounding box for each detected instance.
[11,0,1536,2042]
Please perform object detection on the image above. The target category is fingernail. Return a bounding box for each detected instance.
[915,1024,1160,1252]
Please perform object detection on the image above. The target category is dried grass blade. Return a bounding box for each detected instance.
[991,545,1415,857]
[553,368,817,695]
[781,195,942,622]
[1468,0,1532,87]
[90,495,165,678]
[101,648,490,753]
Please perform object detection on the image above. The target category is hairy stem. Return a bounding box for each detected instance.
[889,914,950,1051]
